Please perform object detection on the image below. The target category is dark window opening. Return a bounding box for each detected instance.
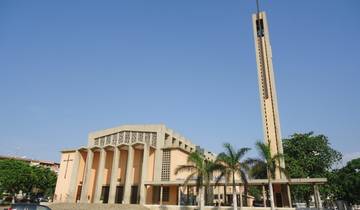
[256,19,265,37]
[163,187,170,202]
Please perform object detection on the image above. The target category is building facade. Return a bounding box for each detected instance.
[54,124,218,205]
[0,155,60,174]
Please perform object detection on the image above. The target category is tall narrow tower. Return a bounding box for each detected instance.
[252,11,285,179]
[252,10,291,207]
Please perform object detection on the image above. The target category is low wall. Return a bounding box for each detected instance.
[48,203,297,210]
[145,205,296,210]
[48,203,149,210]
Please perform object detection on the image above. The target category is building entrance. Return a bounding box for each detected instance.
[101,186,110,203]
[76,185,82,202]
[130,185,138,204]
[115,186,124,203]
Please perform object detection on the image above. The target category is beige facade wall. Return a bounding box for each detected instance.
[76,151,87,187]
[103,149,113,185]
[147,148,155,181]
[54,151,76,202]
[118,149,128,185]
[133,148,142,185]
[170,149,191,181]
[88,151,99,202]
[163,186,178,205]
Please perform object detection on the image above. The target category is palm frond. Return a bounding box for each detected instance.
[235,147,251,161]
[240,160,251,172]
[175,164,196,175]
[278,165,291,181]
[187,152,204,169]
[255,141,271,162]
[182,171,198,187]
[214,171,225,186]
[245,158,264,166]
[223,143,235,160]
[248,160,267,179]
[239,169,248,185]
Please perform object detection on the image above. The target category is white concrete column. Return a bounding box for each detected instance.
[223,185,227,205]
[93,148,106,203]
[187,186,190,205]
[80,149,94,203]
[67,150,80,202]
[139,144,149,204]
[239,184,243,207]
[287,184,292,207]
[262,185,267,207]
[314,184,322,209]
[123,145,134,204]
[160,185,163,205]
[108,147,120,204]
[216,185,221,206]
[178,185,181,206]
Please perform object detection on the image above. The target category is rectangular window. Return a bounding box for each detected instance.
[94,138,99,146]
[256,19,265,37]
[161,150,171,181]
[162,187,170,202]
[100,137,105,146]
[106,136,111,145]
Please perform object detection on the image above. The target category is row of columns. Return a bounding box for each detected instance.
[173,183,292,208]
[148,184,319,208]
[260,184,292,208]
[69,143,150,204]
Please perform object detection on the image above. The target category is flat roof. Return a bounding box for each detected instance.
[144,178,327,186]
[0,155,60,166]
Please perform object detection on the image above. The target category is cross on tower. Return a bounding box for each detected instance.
[63,154,73,179]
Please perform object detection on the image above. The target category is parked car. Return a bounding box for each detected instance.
[37,197,48,203]
[0,196,12,206]
[4,203,51,210]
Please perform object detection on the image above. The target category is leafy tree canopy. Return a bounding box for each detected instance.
[328,158,360,204]
[282,132,342,204]
[283,132,342,178]
[0,159,57,198]
[0,159,33,195]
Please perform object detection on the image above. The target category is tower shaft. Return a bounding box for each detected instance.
[252,11,285,179]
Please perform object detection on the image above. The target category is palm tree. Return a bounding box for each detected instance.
[249,141,289,210]
[216,143,251,210]
[175,151,221,210]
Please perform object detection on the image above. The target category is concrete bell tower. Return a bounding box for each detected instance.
[252,10,291,207]
[252,11,285,179]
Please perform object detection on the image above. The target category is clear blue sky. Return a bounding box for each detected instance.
[0,0,359,163]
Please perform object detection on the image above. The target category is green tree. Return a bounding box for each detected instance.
[249,141,288,210]
[216,143,250,209]
[175,151,221,210]
[31,166,57,198]
[329,158,360,205]
[0,159,33,201]
[0,159,58,202]
[283,132,342,205]
[248,186,262,202]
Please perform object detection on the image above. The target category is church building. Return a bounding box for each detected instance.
[54,124,217,205]
[54,9,327,209]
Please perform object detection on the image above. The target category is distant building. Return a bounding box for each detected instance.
[0,155,60,174]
